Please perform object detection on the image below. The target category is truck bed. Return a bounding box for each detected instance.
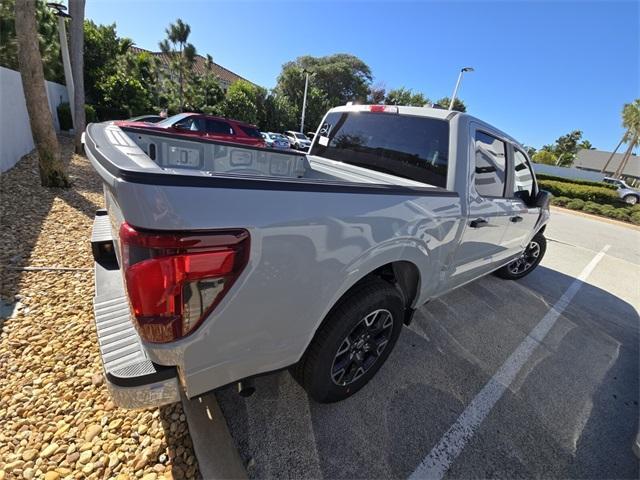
[86,122,442,191]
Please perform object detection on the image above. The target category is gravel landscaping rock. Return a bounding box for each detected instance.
[0,138,201,479]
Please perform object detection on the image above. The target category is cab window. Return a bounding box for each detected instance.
[309,112,449,188]
[474,131,506,197]
[513,149,535,201]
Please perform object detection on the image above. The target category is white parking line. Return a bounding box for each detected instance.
[409,245,611,480]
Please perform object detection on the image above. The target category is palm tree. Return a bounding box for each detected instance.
[601,129,630,173]
[15,0,68,187]
[613,99,640,178]
[69,0,86,154]
[160,19,195,111]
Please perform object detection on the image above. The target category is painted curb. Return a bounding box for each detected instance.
[181,391,248,479]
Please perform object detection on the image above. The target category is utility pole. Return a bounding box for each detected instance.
[48,3,74,127]
[300,69,310,133]
[449,67,474,110]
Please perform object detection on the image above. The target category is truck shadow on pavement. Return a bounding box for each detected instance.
[216,266,639,479]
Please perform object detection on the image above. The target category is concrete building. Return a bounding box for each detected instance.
[574,148,639,186]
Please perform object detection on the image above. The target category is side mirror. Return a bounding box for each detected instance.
[513,190,531,204]
[534,190,552,209]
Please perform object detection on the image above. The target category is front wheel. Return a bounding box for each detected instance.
[623,194,638,205]
[495,233,547,280]
[290,278,404,403]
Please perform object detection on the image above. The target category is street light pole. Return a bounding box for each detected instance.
[48,3,74,126]
[449,67,474,111]
[300,70,310,133]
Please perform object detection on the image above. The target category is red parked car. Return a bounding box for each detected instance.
[115,113,266,147]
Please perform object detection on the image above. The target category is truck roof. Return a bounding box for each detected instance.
[327,104,524,151]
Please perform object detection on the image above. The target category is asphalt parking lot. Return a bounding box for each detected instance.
[212,208,639,479]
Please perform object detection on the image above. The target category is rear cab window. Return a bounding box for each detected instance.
[513,148,536,201]
[309,111,450,188]
[474,131,507,197]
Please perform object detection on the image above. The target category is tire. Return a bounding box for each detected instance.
[290,278,404,403]
[495,232,547,280]
[623,194,638,205]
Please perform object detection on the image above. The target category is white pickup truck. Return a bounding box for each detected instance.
[85,104,550,408]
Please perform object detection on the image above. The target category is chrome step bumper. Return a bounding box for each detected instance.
[91,211,180,409]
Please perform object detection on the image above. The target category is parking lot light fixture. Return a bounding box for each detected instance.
[449,66,474,111]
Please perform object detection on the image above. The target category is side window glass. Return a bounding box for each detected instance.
[175,118,203,132]
[474,131,506,197]
[206,120,234,135]
[513,149,535,201]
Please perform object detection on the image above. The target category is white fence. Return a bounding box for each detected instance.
[0,66,69,173]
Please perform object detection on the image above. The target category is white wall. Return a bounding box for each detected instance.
[0,66,69,173]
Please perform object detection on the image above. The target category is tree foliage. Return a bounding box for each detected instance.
[541,130,585,166]
[435,97,466,112]
[216,80,263,125]
[531,150,558,165]
[384,87,429,106]
[274,53,372,131]
[1,0,64,83]
[191,56,225,114]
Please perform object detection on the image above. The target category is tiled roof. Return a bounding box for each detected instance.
[129,46,255,86]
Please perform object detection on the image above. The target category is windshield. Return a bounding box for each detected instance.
[154,113,192,128]
[295,133,308,140]
[309,111,450,188]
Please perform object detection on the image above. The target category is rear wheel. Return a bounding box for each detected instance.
[495,233,547,280]
[290,278,404,403]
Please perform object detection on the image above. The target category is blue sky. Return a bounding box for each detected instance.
[85,0,638,150]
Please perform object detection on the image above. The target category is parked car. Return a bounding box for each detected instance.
[284,130,312,150]
[603,177,640,204]
[307,131,316,140]
[127,115,165,124]
[116,113,266,147]
[85,103,550,408]
[270,132,291,149]
[261,132,291,149]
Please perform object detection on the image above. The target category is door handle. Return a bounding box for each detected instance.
[470,218,489,228]
[510,215,523,223]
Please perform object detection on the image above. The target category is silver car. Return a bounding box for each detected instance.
[603,177,640,204]
[284,130,312,151]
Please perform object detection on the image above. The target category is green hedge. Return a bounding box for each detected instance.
[56,102,98,131]
[551,196,640,225]
[536,173,617,190]
[538,179,622,204]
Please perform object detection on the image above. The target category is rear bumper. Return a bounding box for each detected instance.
[92,211,181,409]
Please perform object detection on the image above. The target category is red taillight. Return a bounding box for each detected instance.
[119,223,249,343]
